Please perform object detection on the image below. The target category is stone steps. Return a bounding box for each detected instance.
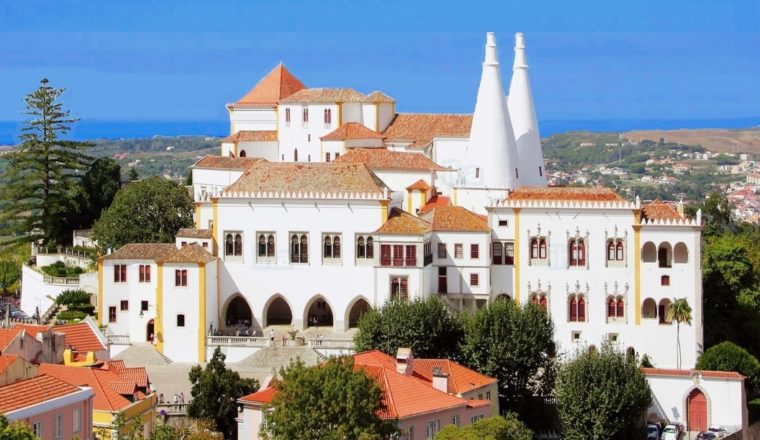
[114,342,173,366]
[235,346,321,372]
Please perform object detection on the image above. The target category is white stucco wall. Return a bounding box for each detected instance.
[229,107,277,134]
[238,141,279,162]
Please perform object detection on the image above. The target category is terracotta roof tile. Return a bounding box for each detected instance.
[225,162,388,197]
[176,228,213,239]
[412,359,496,394]
[0,354,18,375]
[376,208,431,235]
[421,206,490,232]
[0,328,22,351]
[110,380,138,395]
[51,322,106,353]
[383,113,472,149]
[280,88,366,104]
[164,243,217,264]
[321,123,384,141]
[641,200,683,221]
[192,155,267,170]
[406,180,432,191]
[466,399,492,408]
[508,186,625,202]
[334,148,448,171]
[0,374,83,413]
[12,324,49,338]
[240,386,276,405]
[365,91,396,103]
[418,195,452,215]
[221,130,278,143]
[642,368,745,380]
[235,63,305,105]
[103,244,178,261]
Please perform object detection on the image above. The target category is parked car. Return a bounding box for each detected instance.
[696,432,717,440]
[647,423,662,440]
[708,426,728,438]
[661,424,683,440]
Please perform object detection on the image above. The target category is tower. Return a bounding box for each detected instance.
[507,33,547,187]
[466,32,520,189]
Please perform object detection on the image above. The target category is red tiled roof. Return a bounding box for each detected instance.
[466,399,491,408]
[222,130,278,143]
[176,228,213,239]
[641,200,683,221]
[375,208,431,235]
[383,113,472,148]
[164,243,216,264]
[334,148,448,171]
[240,386,276,405]
[406,180,432,191]
[321,123,385,141]
[0,328,21,351]
[192,155,267,170]
[110,381,137,395]
[422,206,490,232]
[12,324,49,338]
[508,186,625,202]
[365,91,396,103]
[236,64,305,105]
[51,322,106,353]
[642,368,745,380]
[0,374,82,413]
[0,354,18,375]
[412,359,497,394]
[280,88,366,104]
[103,243,179,261]
[418,195,452,215]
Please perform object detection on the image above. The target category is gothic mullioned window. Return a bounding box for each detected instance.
[225,232,243,258]
[568,238,586,267]
[356,235,374,259]
[607,297,625,320]
[530,293,548,312]
[529,237,547,260]
[290,234,309,263]
[568,294,586,322]
[323,234,341,260]
[257,233,275,260]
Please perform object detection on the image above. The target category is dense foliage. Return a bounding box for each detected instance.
[187,347,259,440]
[697,341,760,398]
[0,414,36,439]
[263,357,396,440]
[74,157,121,228]
[556,342,652,440]
[354,297,463,359]
[55,289,92,306]
[92,176,194,250]
[41,261,84,278]
[0,79,93,247]
[436,414,533,440]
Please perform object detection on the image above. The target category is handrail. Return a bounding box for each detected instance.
[157,402,189,414]
[107,334,131,345]
[307,338,355,349]
[206,336,272,347]
[42,275,81,285]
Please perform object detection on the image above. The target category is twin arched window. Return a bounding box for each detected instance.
[530,294,548,312]
[323,235,341,259]
[607,297,625,319]
[607,239,624,261]
[568,239,586,266]
[225,233,243,257]
[568,295,586,322]
[291,234,309,263]
[356,236,374,259]
[258,234,275,258]
[323,109,332,125]
[529,238,547,260]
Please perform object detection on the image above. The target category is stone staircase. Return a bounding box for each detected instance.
[113,342,173,366]
[234,346,321,373]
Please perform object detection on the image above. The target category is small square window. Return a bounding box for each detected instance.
[498,219,508,227]
[120,300,128,311]
[571,331,581,342]
[470,273,479,286]
[177,314,185,327]
[141,301,149,312]
[609,333,619,342]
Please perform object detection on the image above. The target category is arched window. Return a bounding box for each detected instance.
[657,242,672,268]
[290,235,299,263]
[658,299,672,324]
[225,234,233,256]
[530,238,539,259]
[366,237,374,258]
[569,239,586,266]
[239,150,247,158]
[569,296,578,322]
[616,241,624,260]
[673,242,688,264]
[294,148,298,162]
[569,295,585,322]
[539,239,547,259]
[642,242,657,262]
[578,297,586,321]
[333,236,341,258]
[258,234,266,257]
[267,235,275,257]
[539,295,548,311]
[617,299,624,318]
[300,235,308,263]
[234,234,242,256]
[324,108,332,125]
[607,241,616,261]
[323,236,332,258]
[302,107,309,123]
[642,298,657,319]
[323,235,341,260]
[608,298,616,318]
[357,237,365,258]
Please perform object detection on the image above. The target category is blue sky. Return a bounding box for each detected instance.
[1,0,759,123]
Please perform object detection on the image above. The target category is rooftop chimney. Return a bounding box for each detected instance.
[395,348,414,376]
[431,367,449,394]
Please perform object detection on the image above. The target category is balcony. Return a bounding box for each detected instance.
[206,336,273,347]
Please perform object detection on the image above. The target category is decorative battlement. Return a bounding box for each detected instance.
[491,198,638,210]
[219,189,389,201]
[641,209,702,227]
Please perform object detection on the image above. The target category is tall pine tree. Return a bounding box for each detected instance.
[0,79,92,247]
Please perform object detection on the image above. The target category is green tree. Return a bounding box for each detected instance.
[263,357,396,440]
[556,342,652,440]
[187,347,259,440]
[697,341,760,398]
[0,79,93,247]
[0,414,36,439]
[436,414,533,440]
[91,176,194,250]
[459,299,556,414]
[667,298,693,369]
[353,297,463,359]
[75,157,121,228]
[127,167,139,182]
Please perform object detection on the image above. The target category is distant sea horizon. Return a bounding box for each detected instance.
[1,117,759,146]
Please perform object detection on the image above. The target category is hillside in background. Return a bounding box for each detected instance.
[624,128,760,155]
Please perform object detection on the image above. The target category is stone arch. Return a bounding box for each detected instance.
[658,298,673,324]
[641,241,657,262]
[685,387,709,432]
[224,294,253,329]
[642,298,657,319]
[263,294,293,327]
[304,295,334,328]
[673,242,688,264]
[345,296,372,329]
[658,242,673,268]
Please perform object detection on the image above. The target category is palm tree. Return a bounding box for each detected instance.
[667,298,693,369]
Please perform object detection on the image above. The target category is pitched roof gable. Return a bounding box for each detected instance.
[0,374,83,413]
[12,324,49,338]
[176,228,213,239]
[418,195,452,215]
[0,328,22,351]
[422,206,490,232]
[236,63,305,105]
[321,123,385,141]
[383,113,472,148]
[280,88,366,104]
[366,91,396,103]
[334,148,448,171]
[412,359,497,394]
[165,243,216,264]
[103,243,178,261]
[0,354,19,375]
[51,321,106,353]
[375,208,431,235]
[641,200,683,221]
[192,155,267,171]
[222,130,278,143]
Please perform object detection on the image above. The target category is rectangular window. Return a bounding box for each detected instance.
[505,242,515,265]
[114,264,127,283]
[109,306,117,323]
[423,242,433,265]
[139,264,151,283]
[454,244,463,259]
[392,244,404,266]
[356,235,374,260]
[32,422,42,437]
[405,245,417,266]
[470,244,479,259]
[470,415,484,424]
[181,241,187,247]
[326,152,331,162]
[177,314,185,327]
[285,108,291,125]
[120,300,128,311]
[175,269,188,287]
[426,420,440,439]
[492,242,503,265]
[390,276,408,300]
[380,244,392,266]
[73,408,81,433]
[257,233,276,260]
[141,301,149,312]
[452,415,459,427]
[498,219,508,227]
[202,242,208,248]
[437,243,446,259]
[470,273,479,286]
[438,267,447,293]
[323,234,342,260]
[486,391,491,400]
[54,413,63,439]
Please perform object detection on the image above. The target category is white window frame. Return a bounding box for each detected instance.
[224,231,244,261]
[322,233,343,265]
[73,407,81,433]
[54,413,63,439]
[256,232,277,263]
[426,420,440,439]
[289,232,310,264]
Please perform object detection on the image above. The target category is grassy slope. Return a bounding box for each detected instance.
[624,128,760,155]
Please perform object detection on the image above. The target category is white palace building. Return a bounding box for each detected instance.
[97,33,704,374]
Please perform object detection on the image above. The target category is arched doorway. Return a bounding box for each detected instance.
[225,296,253,329]
[265,296,293,326]
[146,319,155,342]
[305,296,333,327]
[687,388,708,432]
[347,298,371,328]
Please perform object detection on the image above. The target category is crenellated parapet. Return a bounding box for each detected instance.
[218,189,389,201]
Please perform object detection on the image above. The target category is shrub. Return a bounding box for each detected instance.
[697,341,760,398]
[67,303,95,315]
[57,310,87,322]
[55,289,91,306]
[436,414,533,440]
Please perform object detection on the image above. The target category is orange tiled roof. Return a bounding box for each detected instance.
[280,88,366,104]
[164,243,216,264]
[51,322,106,353]
[508,186,625,202]
[222,130,278,143]
[0,328,21,351]
[642,368,745,380]
[321,123,385,141]
[641,200,682,221]
[0,374,83,413]
[236,64,305,105]
[412,359,496,394]
[12,324,49,338]
[0,354,18,375]
[422,206,490,232]
[418,195,452,215]
[406,180,432,191]
[103,243,178,261]
[240,386,276,405]
[192,155,267,170]
[376,208,431,235]
[365,91,396,103]
[225,162,388,196]
[176,228,213,239]
[110,380,137,395]
[334,148,448,171]
[383,113,472,148]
